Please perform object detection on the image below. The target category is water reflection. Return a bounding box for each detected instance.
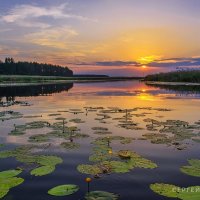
[0,81,200,102]
[0,82,73,100]
[147,83,200,98]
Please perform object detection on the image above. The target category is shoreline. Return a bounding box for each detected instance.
[0,75,142,87]
[145,81,200,86]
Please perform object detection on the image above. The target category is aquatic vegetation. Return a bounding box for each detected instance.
[0,101,31,108]
[85,191,119,200]
[0,111,23,121]
[9,125,26,135]
[23,115,42,118]
[30,165,55,176]
[48,113,61,116]
[78,146,157,176]
[0,169,22,178]
[192,138,200,143]
[180,159,200,177]
[0,169,24,198]
[118,150,132,159]
[0,146,63,176]
[150,183,200,200]
[60,142,80,149]
[48,184,79,196]
[118,121,143,130]
[55,117,66,120]
[0,144,4,148]
[142,117,200,149]
[28,134,49,143]
[142,133,171,144]
[69,118,85,123]
[9,121,51,136]
[92,127,109,131]
[93,131,112,135]
[77,164,102,175]
[102,161,131,173]
[25,121,50,129]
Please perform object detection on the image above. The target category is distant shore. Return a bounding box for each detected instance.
[145,81,200,86]
[0,75,142,86]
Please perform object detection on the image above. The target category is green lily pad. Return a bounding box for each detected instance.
[30,165,55,176]
[28,134,49,143]
[61,142,80,150]
[180,159,200,177]
[92,127,109,131]
[77,164,102,175]
[0,169,24,198]
[102,161,131,173]
[150,183,200,200]
[48,184,79,196]
[85,191,119,200]
[0,147,63,177]
[69,118,85,123]
[36,155,63,166]
[0,169,22,179]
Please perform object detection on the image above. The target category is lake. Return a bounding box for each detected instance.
[0,80,200,200]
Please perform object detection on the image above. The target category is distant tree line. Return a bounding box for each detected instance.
[144,70,200,83]
[0,58,73,76]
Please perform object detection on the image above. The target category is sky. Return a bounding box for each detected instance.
[0,0,200,76]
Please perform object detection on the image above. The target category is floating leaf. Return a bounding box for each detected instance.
[28,134,49,143]
[150,183,200,200]
[85,191,119,200]
[77,164,102,175]
[61,142,80,150]
[0,169,22,179]
[180,159,200,177]
[0,146,63,177]
[0,169,24,198]
[30,165,55,176]
[69,118,85,123]
[48,184,79,196]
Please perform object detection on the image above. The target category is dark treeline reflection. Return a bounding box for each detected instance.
[147,84,200,95]
[0,83,73,100]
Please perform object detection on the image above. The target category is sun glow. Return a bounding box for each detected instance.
[138,55,160,64]
[142,65,147,69]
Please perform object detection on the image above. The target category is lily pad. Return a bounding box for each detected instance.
[92,127,109,131]
[150,183,200,200]
[31,165,55,176]
[85,191,119,200]
[0,169,24,198]
[28,134,49,143]
[48,184,79,196]
[0,169,22,179]
[61,142,80,150]
[0,146,63,177]
[69,118,85,123]
[180,159,200,177]
[77,164,102,175]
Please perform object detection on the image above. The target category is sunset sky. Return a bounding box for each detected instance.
[0,0,200,76]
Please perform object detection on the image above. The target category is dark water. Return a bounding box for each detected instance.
[0,80,200,200]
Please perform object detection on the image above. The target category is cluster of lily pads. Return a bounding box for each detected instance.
[1,106,200,199]
[150,158,200,199]
[48,185,119,200]
[0,145,63,176]
[0,100,31,108]
[0,169,24,198]
[77,136,157,177]
[0,110,23,121]
[141,118,200,150]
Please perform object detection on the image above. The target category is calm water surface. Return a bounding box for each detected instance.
[0,80,200,200]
